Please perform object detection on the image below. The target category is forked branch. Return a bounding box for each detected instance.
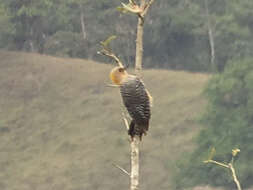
[98,36,124,68]
[118,0,155,17]
[142,0,155,16]
[204,148,242,190]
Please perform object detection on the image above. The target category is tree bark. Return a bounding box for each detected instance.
[135,0,146,78]
[131,15,143,188]
[130,137,140,190]
[131,1,147,190]
[135,16,144,78]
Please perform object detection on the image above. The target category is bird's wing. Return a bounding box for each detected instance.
[120,77,151,125]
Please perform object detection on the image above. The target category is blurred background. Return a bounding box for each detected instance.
[1,0,253,190]
[1,0,253,72]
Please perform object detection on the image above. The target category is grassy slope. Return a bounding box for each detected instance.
[0,51,209,190]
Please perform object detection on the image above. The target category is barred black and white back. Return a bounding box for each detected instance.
[120,75,151,140]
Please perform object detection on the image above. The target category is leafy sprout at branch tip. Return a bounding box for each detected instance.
[207,147,216,160]
[232,148,240,157]
[100,35,117,48]
[98,35,124,68]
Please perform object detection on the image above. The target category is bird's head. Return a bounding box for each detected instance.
[110,66,128,85]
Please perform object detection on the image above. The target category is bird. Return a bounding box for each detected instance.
[110,66,152,140]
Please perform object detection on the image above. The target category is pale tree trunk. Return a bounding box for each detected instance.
[131,1,147,190]
[100,1,155,189]
[130,138,140,190]
[135,16,144,78]
[204,0,216,71]
[80,9,87,40]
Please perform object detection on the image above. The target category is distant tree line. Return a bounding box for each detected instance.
[171,1,253,189]
[175,58,253,189]
[0,0,253,72]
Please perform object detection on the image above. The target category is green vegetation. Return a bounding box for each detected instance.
[0,51,208,190]
[1,0,253,189]
[1,0,253,71]
[176,58,253,189]
[204,148,242,190]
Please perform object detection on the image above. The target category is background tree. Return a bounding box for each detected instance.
[1,0,253,72]
[2,0,54,52]
[175,58,253,189]
[0,1,14,49]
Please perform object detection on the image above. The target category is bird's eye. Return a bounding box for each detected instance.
[118,68,124,72]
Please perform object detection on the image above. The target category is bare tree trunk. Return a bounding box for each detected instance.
[135,0,147,77]
[80,9,87,40]
[131,1,147,190]
[130,138,140,190]
[100,1,155,189]
[204,0,216,71]
[131,14,143,190]
[135,16,144,78]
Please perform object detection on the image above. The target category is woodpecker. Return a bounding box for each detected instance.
[110,66,152,140]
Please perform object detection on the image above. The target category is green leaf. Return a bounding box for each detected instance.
[232,148,240,157]
[100,35,117,48]
[116,6,128,13]
[207,147,216,160]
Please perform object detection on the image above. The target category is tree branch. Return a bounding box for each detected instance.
[98,36,124,67]
[204,159,229,168]
[229,163,242,190]
[97,49,124,68]
[142,0,156,16]
[204,157,242,190]
[122,113,130,130]
[106,84,120,88]
[113,163,130,176]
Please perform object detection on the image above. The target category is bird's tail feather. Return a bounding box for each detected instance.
[128,120,148,141]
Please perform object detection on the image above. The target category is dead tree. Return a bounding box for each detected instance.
[98,0,156,189]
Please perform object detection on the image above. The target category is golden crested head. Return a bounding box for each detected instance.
[110,66,128,85]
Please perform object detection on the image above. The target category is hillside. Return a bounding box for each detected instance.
[0,51,209,190]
